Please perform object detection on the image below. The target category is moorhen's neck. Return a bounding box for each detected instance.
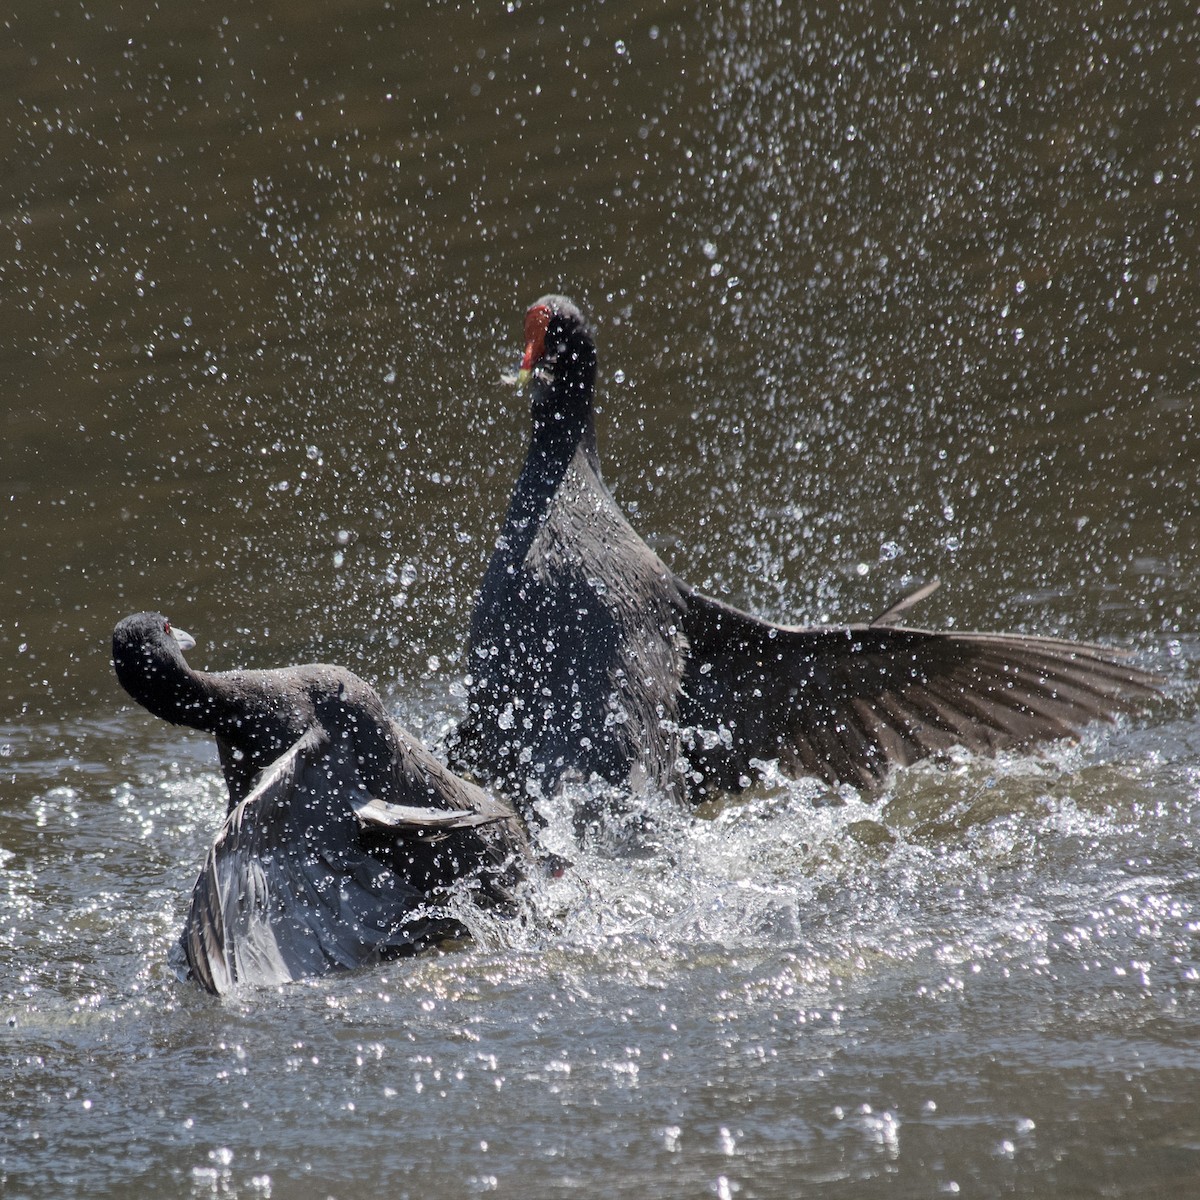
[529,333,600,468]
[530,348,600,468]
[113,630,219,732]
[495,346,601,551]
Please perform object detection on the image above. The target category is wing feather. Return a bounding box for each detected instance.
[679,587,1159,793]
[181,729,447,996]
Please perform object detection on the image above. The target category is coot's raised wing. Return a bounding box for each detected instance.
[181,729,458,995]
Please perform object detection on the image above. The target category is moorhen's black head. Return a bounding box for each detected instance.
[517,295,596,418]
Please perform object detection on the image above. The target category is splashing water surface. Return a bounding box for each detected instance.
[3,0,1199,1196]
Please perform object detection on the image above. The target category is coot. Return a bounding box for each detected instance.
[452,295,1158,814]
[113,612,527,994]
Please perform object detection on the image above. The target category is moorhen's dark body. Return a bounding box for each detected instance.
[113,612,527,994]
[453,295,1158,814]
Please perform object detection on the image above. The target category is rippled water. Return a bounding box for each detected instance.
[3,1,1199,1196]
[7,703,1200,1197]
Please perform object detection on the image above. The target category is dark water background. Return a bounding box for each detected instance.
[3,1,1198,1196]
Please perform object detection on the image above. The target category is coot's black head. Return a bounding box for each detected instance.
[112,611,197,698]
[517,295,596,410]
[113,611,196,656]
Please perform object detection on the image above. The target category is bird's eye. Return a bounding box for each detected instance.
[163,620,172,634]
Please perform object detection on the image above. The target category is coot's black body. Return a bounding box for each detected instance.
[114,612,527,994]
[453,295,1158,815]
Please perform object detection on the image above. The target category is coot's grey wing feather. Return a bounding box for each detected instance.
[182,728,442,996]
[389,721,525,822]
[678,587,1160,793]
[352,795,506,831]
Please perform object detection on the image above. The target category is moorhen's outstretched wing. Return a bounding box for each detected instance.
[181,728,495,995]
[678,587,1160,793]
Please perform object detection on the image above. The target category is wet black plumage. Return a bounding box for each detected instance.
[453,295,1159,813]
[113,612,527,994]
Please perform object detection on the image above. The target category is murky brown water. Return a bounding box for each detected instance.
[3,2,1198,1197]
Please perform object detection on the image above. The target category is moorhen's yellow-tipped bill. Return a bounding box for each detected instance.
[516,301,552,388]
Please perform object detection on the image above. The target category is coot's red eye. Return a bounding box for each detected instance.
[163,621,171,633]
